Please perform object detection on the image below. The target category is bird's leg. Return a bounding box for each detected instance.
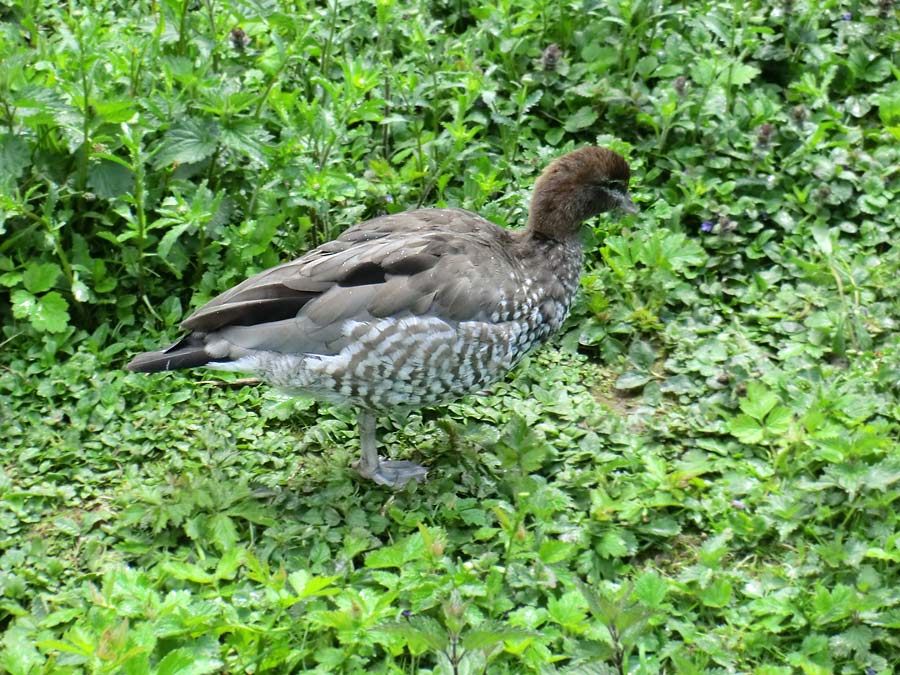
[355,410,381,477]
[353,410,429,488]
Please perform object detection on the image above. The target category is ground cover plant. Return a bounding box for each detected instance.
[2,0,900,672]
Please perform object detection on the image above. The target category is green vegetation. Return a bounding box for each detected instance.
[2,0,900,672]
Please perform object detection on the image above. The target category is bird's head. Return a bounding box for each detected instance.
[527,146,636,239]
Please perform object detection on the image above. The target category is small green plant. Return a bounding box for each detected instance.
[726,381,792,446]
[378,590,534,675]
[576,582,656,675]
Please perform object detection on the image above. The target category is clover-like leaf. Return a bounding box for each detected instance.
[22,262,62,294]
[12,289,70,332]
[728,414,764,445]
[739,382,779,421]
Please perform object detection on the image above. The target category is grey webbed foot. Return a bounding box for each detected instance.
[355,410,428,488]
[354,457,429,488]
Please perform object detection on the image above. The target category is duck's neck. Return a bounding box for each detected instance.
[513,223,583,264]
[524,193,580,242]
[511,230,585,337]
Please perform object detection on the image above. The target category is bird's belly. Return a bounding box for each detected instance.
[223,316,542,410]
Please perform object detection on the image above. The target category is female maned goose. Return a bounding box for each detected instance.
[127,147,636,487]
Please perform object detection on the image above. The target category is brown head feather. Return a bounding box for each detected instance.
[525,146,634,240]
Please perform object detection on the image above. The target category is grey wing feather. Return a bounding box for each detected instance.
[180,262,331,332]
[180,208,517,357]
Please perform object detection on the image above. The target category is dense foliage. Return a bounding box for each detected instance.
[2,0,899,672]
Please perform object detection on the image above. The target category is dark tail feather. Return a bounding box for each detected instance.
[126,334,220,373]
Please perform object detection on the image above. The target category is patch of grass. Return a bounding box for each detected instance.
[2,0,900,672]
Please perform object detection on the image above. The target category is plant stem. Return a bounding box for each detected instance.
[177,0,190,56]
[320,0,339,79]
[204,0,219,72]
[206,143,222,189]
[77,36,92,194]
[130,132,148,297]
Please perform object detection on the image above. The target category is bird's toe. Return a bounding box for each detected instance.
[354,457,428,488]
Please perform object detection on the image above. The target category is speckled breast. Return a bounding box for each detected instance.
[255,313,539,410]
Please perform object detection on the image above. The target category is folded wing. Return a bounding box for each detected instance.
[176,208,518,359]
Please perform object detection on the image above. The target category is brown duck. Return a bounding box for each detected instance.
[127,147,636,487]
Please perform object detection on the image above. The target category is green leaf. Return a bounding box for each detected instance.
[545,126,565,146]
[12,289,70,333]
[154,117,220,168]
[662,234,707,271]
[581,44,618,69]
[495,414,554,473]
[628,339,656,369]
[878,83,900,127]
[88,158,134,199]
[34,638,90,657]
[633,570,668,608]
[1,627,43,675]
[93,98,137,123]
[0,271,22,287]
[22,262,62,293]
[11,83,68,125]
[810,223,834,256]
[564,106,598,132]
[71,278,91,302]
[692,58,718,86]
[596,529,629,558]
[538,539,575,564]
[698,577,732,607]
[576,580,611,622]
[0,133,30,183]
[377,617,448,653]
[157,223,195,262]
[220,121,271,164]
[461,623,534,650]
[727,414,764,444]
[516,89,543,115]
[790,658,831,675]
[207,513,238,553]
[123,652,151,675]
[547,591,587,630]
[739,382,779,421]
[635,55,658,78]
[214,546,244,580]
[288,570,340,599]
[35,292,71,332]
[365,533,425,569]
[615,370,651,390]
[156,647,221,675]
[862,56,891,83]
[829,625,873,657]
[161,560,216,584]
[765,406,792,435]
[811,583,855,625]
[724,63,759,86]
[615,605,653,642]
[11,290,36,320]
[562,664,618,675]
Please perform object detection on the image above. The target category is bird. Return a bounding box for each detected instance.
[127,146,636,488]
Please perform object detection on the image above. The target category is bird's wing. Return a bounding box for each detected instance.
[180,208,519,356]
